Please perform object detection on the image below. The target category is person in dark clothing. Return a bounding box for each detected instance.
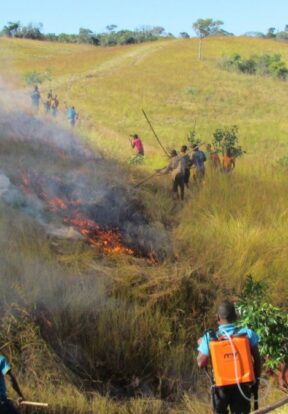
[180,145,191,188]
[157,149,185,200]
[197,301,262,414]
[0,354,25,413]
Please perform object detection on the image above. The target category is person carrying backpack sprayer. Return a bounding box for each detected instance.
[197,301,262,414]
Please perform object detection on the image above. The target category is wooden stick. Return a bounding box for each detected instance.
[251,395,288,414]
[20,400,49,407]
[134,172,158,188]
[142,109,170,158]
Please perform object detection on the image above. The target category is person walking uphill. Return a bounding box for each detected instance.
[30,86,41,113]
[180,145,191,188]
[0,354,25,413]
[197,301,262,414]
[223,148,235,173]
[67,106,77,127]
[156,149,185,200]
[191,144,206,184]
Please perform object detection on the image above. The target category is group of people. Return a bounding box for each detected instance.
[30,86,78,127]
[157,143,207,201]
[43,89,59,117]
[129,132,237,201]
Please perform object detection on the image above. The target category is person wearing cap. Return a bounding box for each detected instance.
[191,144,206,183]
[0,353,25,413]
[156,149,185,200]
[197,301,262,414]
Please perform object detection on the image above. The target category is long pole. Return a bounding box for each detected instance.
[142,109,170,158]
[251,395,288,414]
[134,172,158,188]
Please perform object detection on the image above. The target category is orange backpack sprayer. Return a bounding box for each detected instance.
[209,330,255,387]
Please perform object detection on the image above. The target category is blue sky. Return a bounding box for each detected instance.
[1,0,288,36]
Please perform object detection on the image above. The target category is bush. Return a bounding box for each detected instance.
[212,125,244,157]
[237,276,288,368]
[23,70,51,86]
[220,53,288,80]
[276,155,288,169]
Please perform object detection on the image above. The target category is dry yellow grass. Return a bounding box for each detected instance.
[1,36,288,412]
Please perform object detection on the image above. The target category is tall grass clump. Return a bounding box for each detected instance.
[175,164,288,303]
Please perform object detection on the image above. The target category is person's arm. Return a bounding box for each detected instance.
[156,161,171,175]
[7,370,25,401]
[197,335,210,368]
[197,352,210,368]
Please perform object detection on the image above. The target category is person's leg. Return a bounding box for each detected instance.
[229,385,251,414]
[172,180,179,200]
[0,399,20,414]
[184,169,190,188]
[179,176,185,200]
[212,387,229,414]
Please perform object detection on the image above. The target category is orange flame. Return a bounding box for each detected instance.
[21,173,134,256]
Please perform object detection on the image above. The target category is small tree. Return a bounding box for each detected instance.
[150,26,165,36]
[106,24,117,33]
[2,21,20,37]
[266,27,276,38]
[179,32,190,39]
[23,70,51,86]
[192,18,224,60]
[187,121,201,146]
[212,125,244,157]
[78,27,94,44]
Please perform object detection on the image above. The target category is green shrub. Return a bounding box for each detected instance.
[237,276,288,368]
[212,125,244,157]
[220,53,288,80]
[23,70,51,86]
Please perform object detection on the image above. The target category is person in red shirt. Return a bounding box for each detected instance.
[130,134,144,156]
[128,134,145,165]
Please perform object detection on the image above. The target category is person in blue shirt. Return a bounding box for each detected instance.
[67,106,77,127]
[197,301,262,414]
[0,354,25,413]
[31,86,41,112]
[191,144,206,184]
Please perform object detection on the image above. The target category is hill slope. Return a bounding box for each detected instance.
[0,37,288,413]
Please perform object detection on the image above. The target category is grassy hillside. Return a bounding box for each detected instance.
[1,36,288,161]
[0,37,288,413]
